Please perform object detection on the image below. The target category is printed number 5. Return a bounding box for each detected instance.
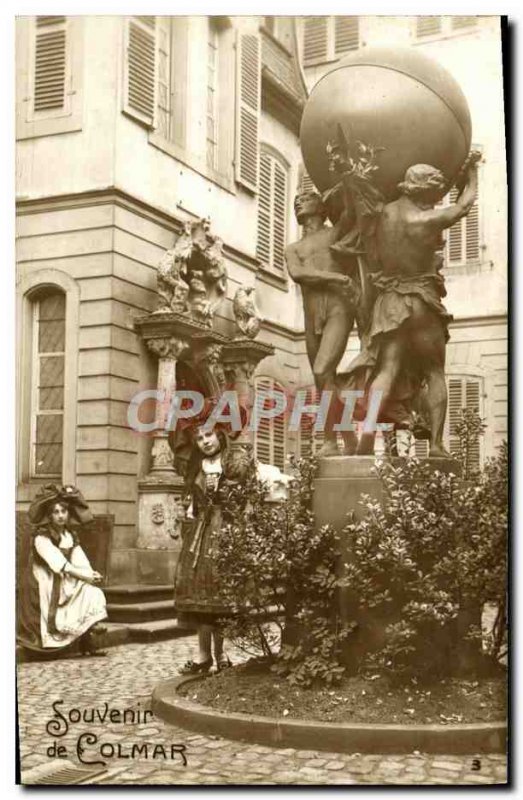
[471,758,481,771]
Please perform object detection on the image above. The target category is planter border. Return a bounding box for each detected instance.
[152,675,507,755]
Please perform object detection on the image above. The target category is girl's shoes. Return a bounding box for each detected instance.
[217,656,232,671]
[179,658,213,675]
[79,630,107,657]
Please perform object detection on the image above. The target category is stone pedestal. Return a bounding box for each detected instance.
[314,455,465,670]
[136,480,183,584]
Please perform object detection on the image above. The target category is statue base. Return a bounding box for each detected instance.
[313,455,478,672]
[136,476,185,584]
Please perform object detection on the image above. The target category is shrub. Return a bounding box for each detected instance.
[214,454,352,687]
[342,440,508,678]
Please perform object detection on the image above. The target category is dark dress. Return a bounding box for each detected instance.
[174,466,232,626]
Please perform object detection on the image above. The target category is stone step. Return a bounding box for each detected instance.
[107,599,175,623]
[103,584,173,605]
[121,618,194,644]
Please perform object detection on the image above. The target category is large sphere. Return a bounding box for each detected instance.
[300,47,472,201]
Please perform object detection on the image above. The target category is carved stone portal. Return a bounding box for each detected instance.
[133,216,275,582]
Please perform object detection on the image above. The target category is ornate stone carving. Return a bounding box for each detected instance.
[146,336,188,361]
[153,218,227,327]
[150,436,175,472]
[151,503,165,525]
[223,360,257,385]
[233,286,261,339]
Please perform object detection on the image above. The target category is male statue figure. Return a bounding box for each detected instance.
[339,152,481,457]
[285,190,361,457]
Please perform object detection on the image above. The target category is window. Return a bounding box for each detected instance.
[415,15,477,40]
[30,291,66,478]
[302,16,359,66]
[151,17,236,187]
[254,378,286,471]
[257,149,288,271]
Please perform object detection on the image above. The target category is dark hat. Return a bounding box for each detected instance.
[168,396,248,474]
[28,483,93,526]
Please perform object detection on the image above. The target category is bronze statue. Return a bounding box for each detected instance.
[285,190,361,456]
[337,149,481,457]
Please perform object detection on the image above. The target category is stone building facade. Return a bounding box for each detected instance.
[16,15,507,587]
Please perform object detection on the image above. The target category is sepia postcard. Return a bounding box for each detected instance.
[15,12,508,787]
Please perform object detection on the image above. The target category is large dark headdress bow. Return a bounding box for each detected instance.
[28,484,93,526]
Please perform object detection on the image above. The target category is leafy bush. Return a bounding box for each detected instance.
[214,454,352,687]
[342,440,508,679]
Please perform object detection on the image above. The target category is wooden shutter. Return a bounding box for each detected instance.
[416,17,442,38]
[446,377,482,469]
[334,17,359,56]
[256,151,288,271]
[273,162,287,270]
[447,188,463,265]
[297,387,328,457]
[445,182,480,267]
[235,32,261,192]
[303,17,328,65]
[452,16,477,30]
[125,16,157,127]
[257,154,272,265]
[298,165,315,194]
[414,439,429,458]
[465,201,480,261]
[254,377,286,469]
[254,378,272,465]
[34,16,67,113]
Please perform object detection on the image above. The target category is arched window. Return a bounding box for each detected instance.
[256,148,289,272]
[253,377,286,471]
[29,290,66,478]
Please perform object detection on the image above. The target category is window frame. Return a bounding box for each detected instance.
[29,293,66,479]
[17,270,80,492]
[148,16,237,194]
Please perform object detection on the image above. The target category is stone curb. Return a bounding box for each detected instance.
[152,676,507,755]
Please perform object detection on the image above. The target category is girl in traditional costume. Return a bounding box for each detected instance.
[170,398,292,674]
[17,484,108,656]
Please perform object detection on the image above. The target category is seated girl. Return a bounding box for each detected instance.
[17,484,108,657]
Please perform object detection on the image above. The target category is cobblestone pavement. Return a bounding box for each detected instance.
[17,637,507,786]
